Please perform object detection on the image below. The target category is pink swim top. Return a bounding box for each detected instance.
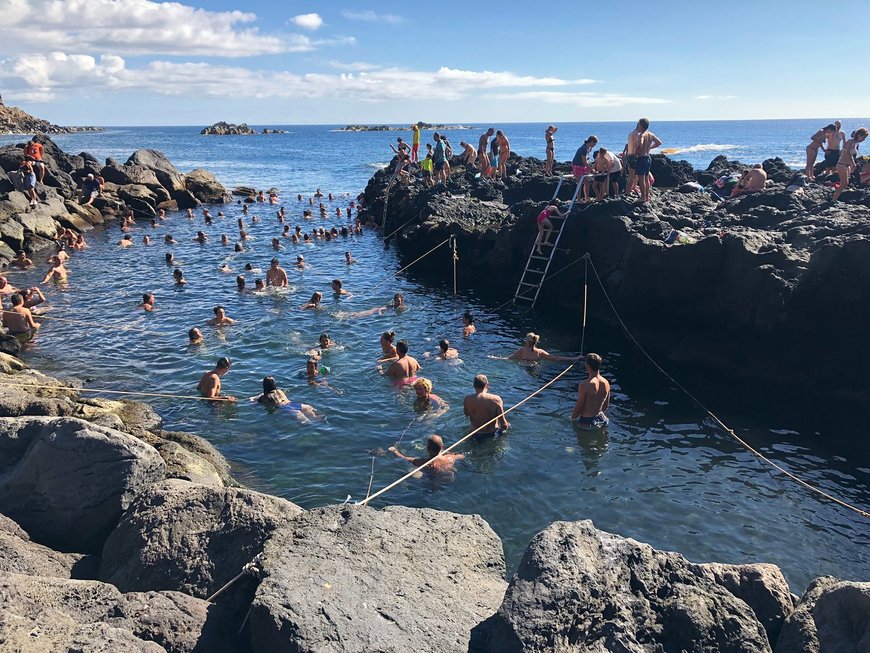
[536,208,550,224]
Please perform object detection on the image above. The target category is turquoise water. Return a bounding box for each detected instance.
[2,122,868,589]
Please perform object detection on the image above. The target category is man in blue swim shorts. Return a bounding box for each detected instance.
[571,353,611,430]
[463,374,510,440]
[628,117,661,204]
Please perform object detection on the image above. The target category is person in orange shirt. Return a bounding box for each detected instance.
[23,136,45,183]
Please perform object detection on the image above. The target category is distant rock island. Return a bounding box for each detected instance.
[337,122,473,132]
[0,94,102,135]
[201,122,287,135]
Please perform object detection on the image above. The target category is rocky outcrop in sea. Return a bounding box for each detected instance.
[0,138,229,268]
[0,95,101,134]
[201,122,256,136]
[362,153,870,401]
[0,351,866,652]
[337,122,473,132]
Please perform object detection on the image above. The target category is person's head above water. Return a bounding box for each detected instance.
[396,339,409,356]
[524,332,541,347]
[309,291,322,303]
[254,278,265,290]
[245,263,254,271]
[463,311,474,325]
[236,275,245,289]
[381,330,395,344]
[142,292,153,304]
[585,352,602,373]
[234,243,243,252]
[439,339,450,353]
[473,374,488,391]
[413,377,432,397]
[319,332,331,346]
[216,357,231,371]
[426,434,444,457]
[331,279,342,290]
[262,375,279,394]
[213,305,225,316]
[188,327,202,343]
[393,293,404,307]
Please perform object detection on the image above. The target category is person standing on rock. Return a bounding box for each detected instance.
[823,120,846,176]
[495,130,510,178]
[630,118,662,204]
[544,125,558,176]
[432,133,447,185]
[463,374,509,439]
[80,173,101,206]
[17,156,38,207]
[23,136,45,184]
[806,124,835,181]
[411,124,421,162]
[478,128,494,175]
[571,352,610,430]
[389,435,464,474]
[572,136,597,201]
[197,357,236,402]
[833,128,868,201]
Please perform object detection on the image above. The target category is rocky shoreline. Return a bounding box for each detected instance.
[0,96,102,135]
[337,122,473,132]
[0,354,866,652]
[201,122,288,135]
[362,152,870,401]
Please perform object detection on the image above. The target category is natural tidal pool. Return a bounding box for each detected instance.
[7,190,869,592]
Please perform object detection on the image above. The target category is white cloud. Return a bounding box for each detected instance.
[485,91,670,107]
[0,56,605,104]
[326,60,383,72]
[0,0,290,57]
[341,9,404,24]
[292,13,324,30]
[695,95,737,101]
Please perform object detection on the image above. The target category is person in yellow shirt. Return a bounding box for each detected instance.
[411,123,421,162]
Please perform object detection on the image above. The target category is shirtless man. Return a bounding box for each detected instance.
[460,141,477,165]
[412,377,447,414]
[506,332,580,363]
[266,258,288,287]
[41,256,67,284]
[188,327,204,345]
[629,118,662,204]
[119,234,134,248]
[345,251,356,265]
[23,287,45,309]
[495,130,510,178]
[463,374,509,439]
[571,352,610,429]
[437,339,459,359]
[9,251,33,269]
[0,276,16,296]
[2,293,39,342]
[138,292,155,311]
[197,357,236,402]
[731,164,768,197]
[207,305,237,326]
[824,120,846,175]
[331,278,352,298]
[386,339,421,382]
[389,435,463,474]
[478,128,494,174]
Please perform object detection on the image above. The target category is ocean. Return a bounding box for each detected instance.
[1,119,867,590]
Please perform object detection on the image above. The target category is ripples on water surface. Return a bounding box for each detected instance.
[2,121,868,590]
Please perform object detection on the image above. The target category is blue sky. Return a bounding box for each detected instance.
[0,0,866,125]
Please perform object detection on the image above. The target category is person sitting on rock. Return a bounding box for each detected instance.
[79,173,101,206]
[389,434,464,474]
[17,156,38,207]
[9,251,33,269]
[197,357,235,402]
[23,136,45,184]
[731,164,768,197]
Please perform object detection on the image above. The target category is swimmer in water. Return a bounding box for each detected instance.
[188,327,203,345]
[305,356,340,393]
[0,276,17,297]
[234,243,244,253]
[119,234,133,248]
[218,263,233,273]
[254,279,265,292]
[391,293,405,310]
[186,208,194,219]
[272,238,283,251]
[22,286,45,310]
[571,352,610,429]
[236,275,246,291]
[142,235,152,246]
[388,435,464,474]
[41,256,67,284]
[266,258,288,288]
[197,356,236,402]
[221,234,230,245]
[158,208,166,221]
[378,330,398,362]
[165,253,175,266]
[254,376,321,421]
[173,269,187,285]
[463,374,509,439]
[412,378,447,414]
[207,305,237,326]
[345,251,356,265]
[2,293,40,343]
[164,234,177,244]
[386,339,420,382]
[437,339,459,359]
[244,263,261,273]
[138,292,155,311]
[462,311,476,336]
[331,278,352,298]
[296,255,309,270]
[504,332,581,363]
[193,231,208,243]
[9,251,33,269]
[301,291,323,309]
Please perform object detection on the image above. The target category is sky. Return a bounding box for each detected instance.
[0,0,867,126]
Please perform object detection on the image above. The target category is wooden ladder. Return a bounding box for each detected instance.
[512,175,585,308]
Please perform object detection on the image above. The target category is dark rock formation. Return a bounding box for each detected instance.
[201,121,256,135]
[0,417,166,552]
[775,576,870,653]
[184,169,229,204]
[0,99,102,134]
[261,128,287,134]
[100,479,302,616]
[0,573,238,652]
[249,504,507,653]
[365,154,870,400]
[0,512,94,579]
[480,520,771,653]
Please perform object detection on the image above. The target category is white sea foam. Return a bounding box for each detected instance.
[662,143,741,155]
[366,162,389,170]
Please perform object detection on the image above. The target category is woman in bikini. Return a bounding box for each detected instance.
[544,125,558,176]
[833,128,868,201]
[806,124,834,181]
[378,330,398,362]
[496,130,510,178]
[534,201,565,255]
